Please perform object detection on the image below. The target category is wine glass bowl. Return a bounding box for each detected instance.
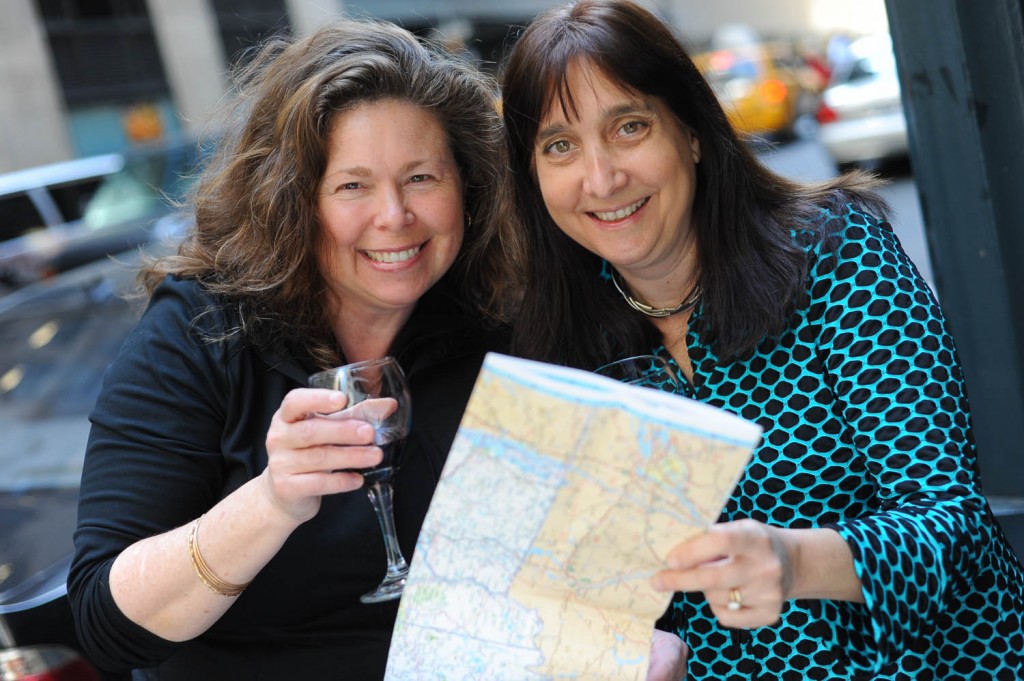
[594,354,683,391]
[310,358,411,485]
[308,357,412,603]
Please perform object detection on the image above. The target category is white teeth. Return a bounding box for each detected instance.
[364,245,421,263]
[592,198,647,222]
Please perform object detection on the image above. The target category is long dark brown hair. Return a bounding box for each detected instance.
[142,19,517,368]
[500,0,887,368]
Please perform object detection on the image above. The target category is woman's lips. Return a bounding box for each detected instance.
[589,197,649,222]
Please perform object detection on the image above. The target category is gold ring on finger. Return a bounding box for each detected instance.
[727,587,742,611]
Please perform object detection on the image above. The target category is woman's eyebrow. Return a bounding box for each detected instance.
[536,120,570,143]
[538,99,654,139]
[605,100,654,118]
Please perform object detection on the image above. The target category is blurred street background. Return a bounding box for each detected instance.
[3,0,892,169]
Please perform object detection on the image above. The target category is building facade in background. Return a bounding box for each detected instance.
[0,0,886,173]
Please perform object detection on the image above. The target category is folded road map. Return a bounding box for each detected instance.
[386,353,761,680]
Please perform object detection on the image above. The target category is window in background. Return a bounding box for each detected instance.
[34,0,169,106]
[211,0,290,67]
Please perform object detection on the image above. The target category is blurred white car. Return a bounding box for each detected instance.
[816,35,908,169]
[0,142,201,294]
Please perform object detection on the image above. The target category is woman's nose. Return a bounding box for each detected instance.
[582,148,626,198]
[375,187,413,230]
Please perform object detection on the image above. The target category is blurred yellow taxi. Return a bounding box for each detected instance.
[695,45,803,140]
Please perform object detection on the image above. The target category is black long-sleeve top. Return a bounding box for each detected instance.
[69,275,498,679]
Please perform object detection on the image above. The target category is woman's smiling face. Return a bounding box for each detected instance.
[317,99,464,320]
[533,59,701,280]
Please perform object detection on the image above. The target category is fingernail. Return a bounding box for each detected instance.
[357,424,374,440]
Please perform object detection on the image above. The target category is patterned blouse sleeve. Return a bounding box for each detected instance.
[809,205,988,674]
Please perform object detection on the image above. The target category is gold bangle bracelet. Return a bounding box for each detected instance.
[187,514,251,597]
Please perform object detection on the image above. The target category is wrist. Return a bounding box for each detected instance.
[782,527,863,602]
[770,526,800,599]
[254,472,317,528]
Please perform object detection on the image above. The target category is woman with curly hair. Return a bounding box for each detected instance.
[70,18,515,679]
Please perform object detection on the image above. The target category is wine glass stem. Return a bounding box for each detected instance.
[365,480,409,577]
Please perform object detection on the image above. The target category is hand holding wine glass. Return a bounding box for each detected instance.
[308,357,413,603]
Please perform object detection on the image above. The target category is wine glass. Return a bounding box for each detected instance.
[593,354,683,391]
[308,357,412,603]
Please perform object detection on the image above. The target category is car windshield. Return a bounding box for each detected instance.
[700,48,765,91]
[697,48,769,106]
[704,51,760,82]
[831,37,897,85]
[0,145,200,243]
[0,141,206,293]
[82,143,200,230]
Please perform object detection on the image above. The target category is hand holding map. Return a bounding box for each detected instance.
[386,353,761,680]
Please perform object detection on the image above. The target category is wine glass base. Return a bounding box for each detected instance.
[359,575,407,603]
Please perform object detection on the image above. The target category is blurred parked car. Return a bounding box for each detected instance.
[0,141,203,294]
[816,35,909,170]
[695,43,805,141]
[0,254,152,680]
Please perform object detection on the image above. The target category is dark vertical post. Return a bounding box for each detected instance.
[884,0,1024,556]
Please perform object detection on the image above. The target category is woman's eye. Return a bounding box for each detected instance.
[620,120,646,135]
[409,174,430,183]
[340,182,361,191]
[545,140,572,155]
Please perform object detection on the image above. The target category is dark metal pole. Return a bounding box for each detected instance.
[885,0,1024,553]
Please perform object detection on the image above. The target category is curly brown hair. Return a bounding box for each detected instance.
[142,19,518,368]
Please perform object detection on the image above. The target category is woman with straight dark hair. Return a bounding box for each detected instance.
[501,0,1024,677]
[69,18,517,679]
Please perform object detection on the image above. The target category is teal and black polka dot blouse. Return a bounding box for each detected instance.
[647,205,1024,679]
